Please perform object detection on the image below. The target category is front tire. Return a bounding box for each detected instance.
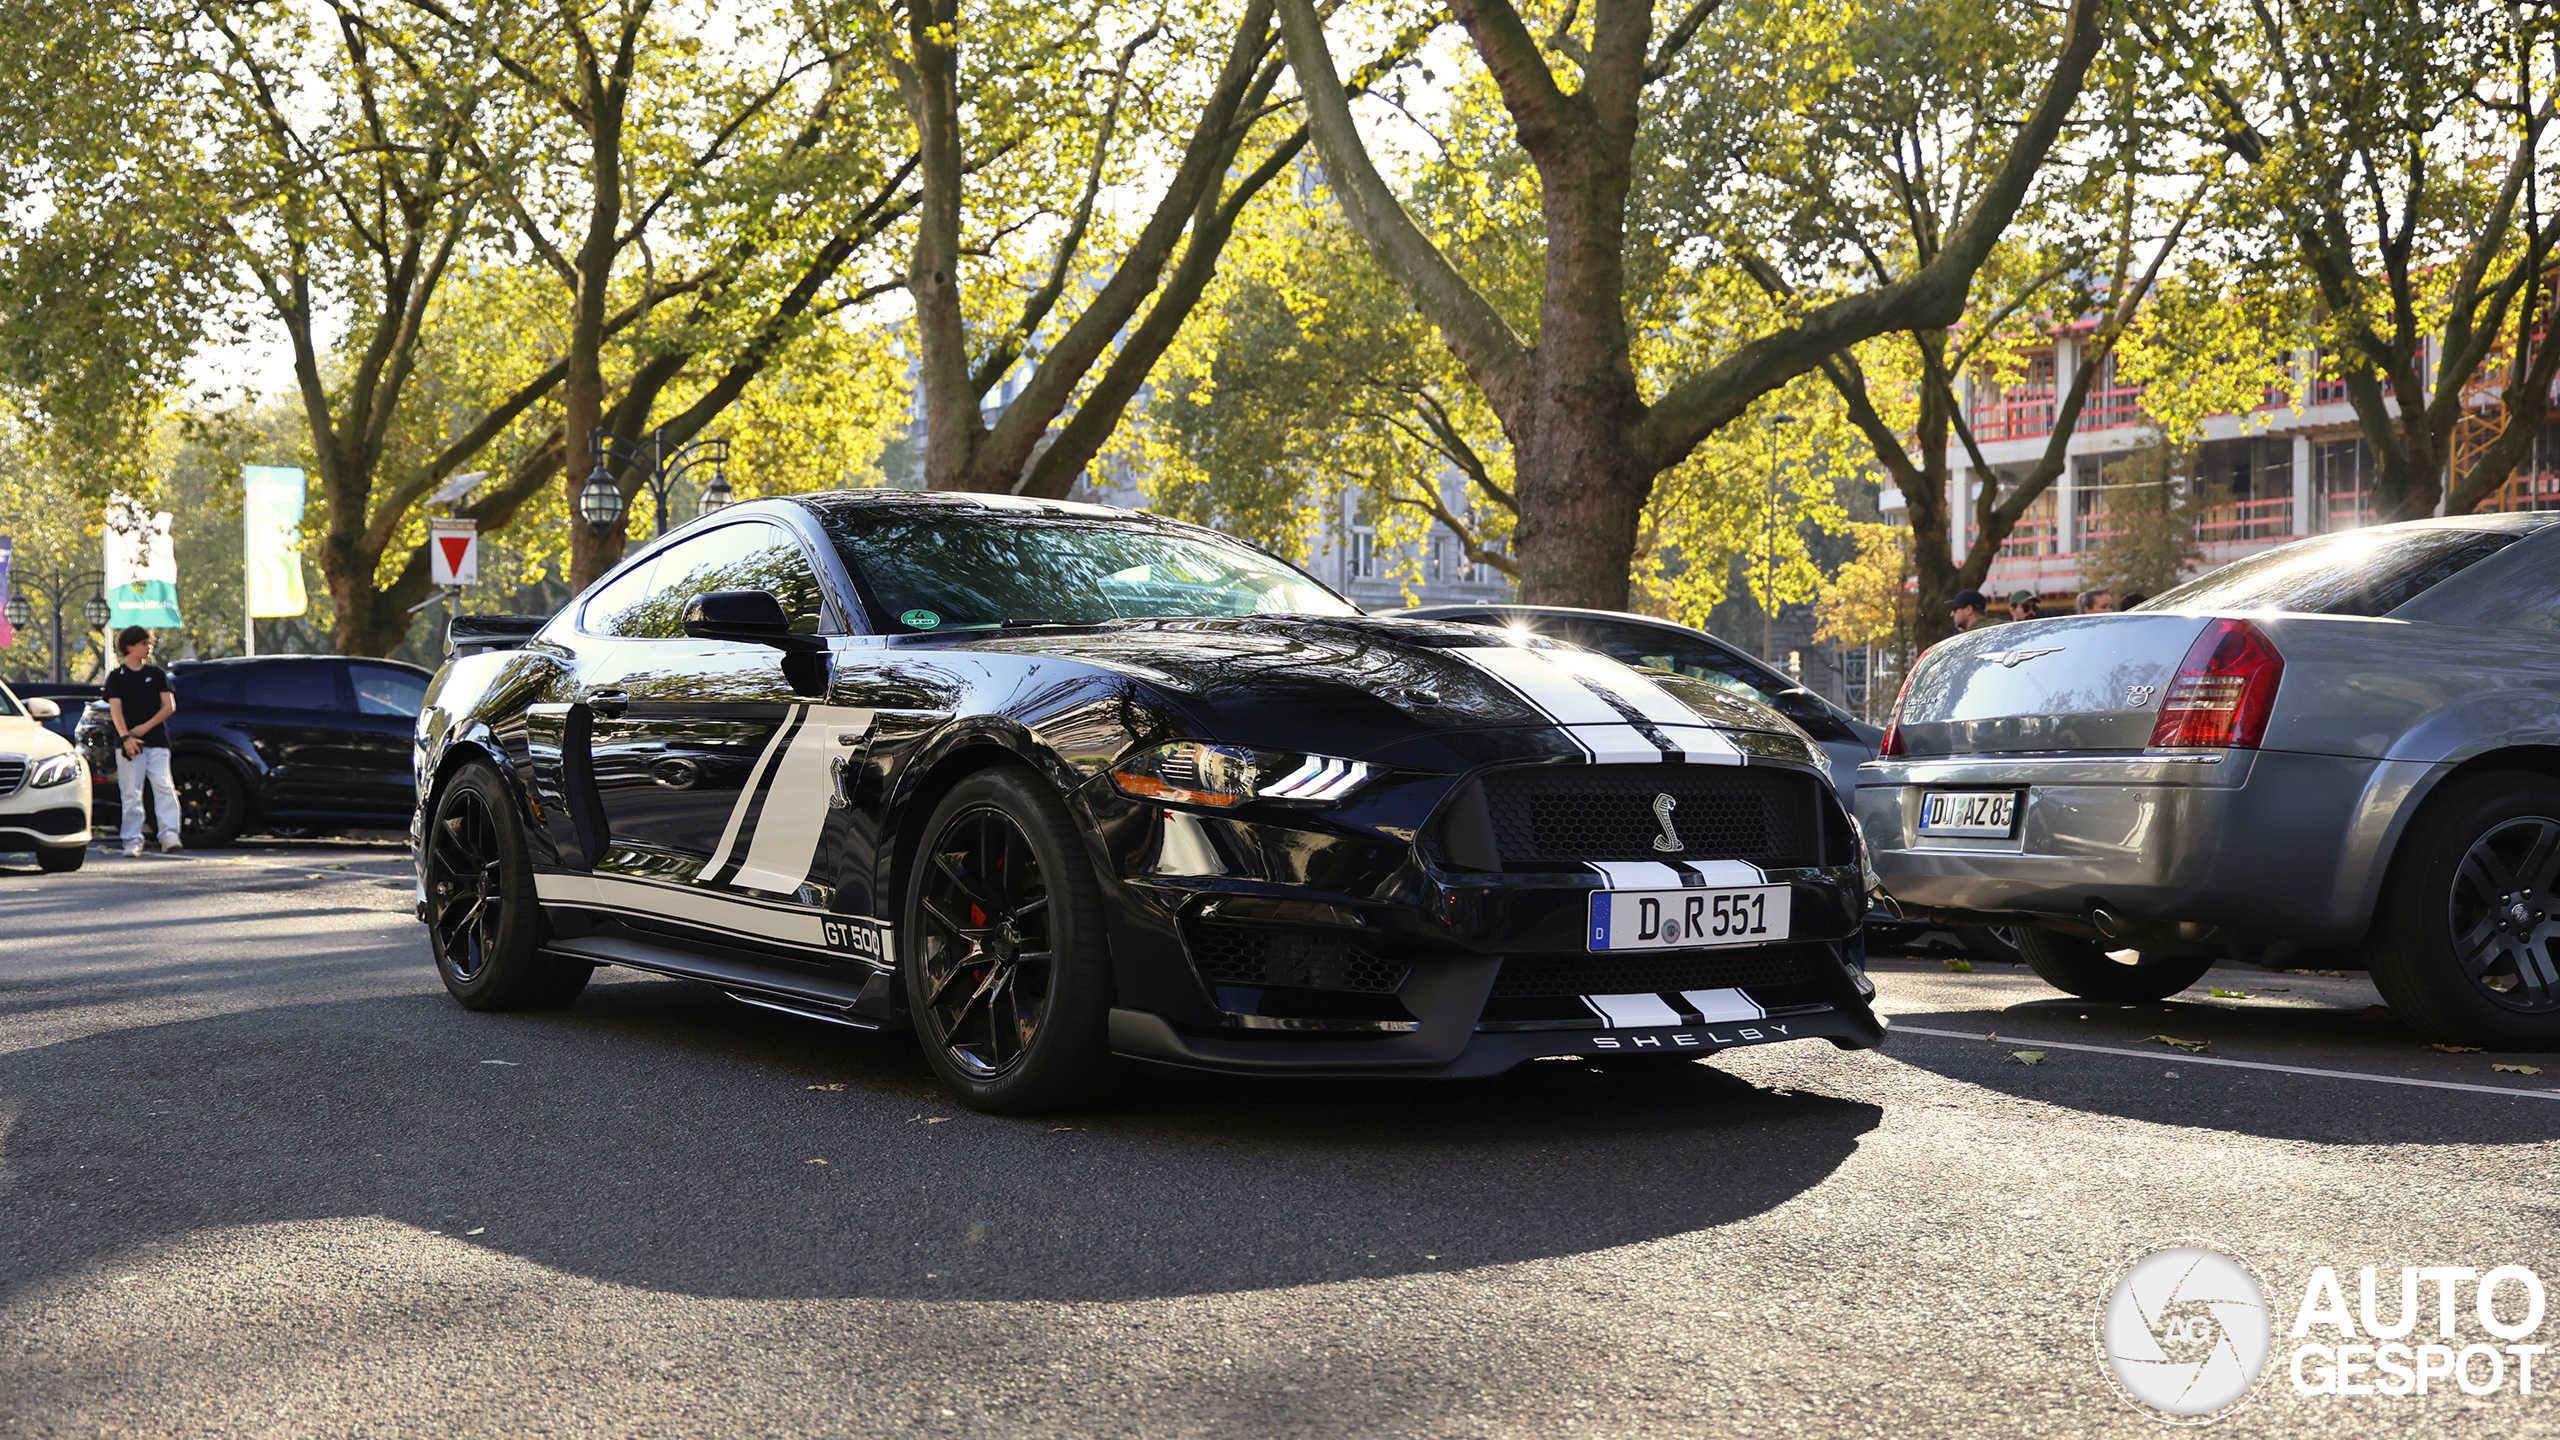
[901,766,1114,1114]
[424,761,590,1011]
[2371,773,2560,1050]
[2015,928,2214,1002]
[36,845,85,873]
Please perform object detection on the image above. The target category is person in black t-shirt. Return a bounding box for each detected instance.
[102,626,181,856]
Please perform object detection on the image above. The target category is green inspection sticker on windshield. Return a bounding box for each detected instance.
[900,609,940,629]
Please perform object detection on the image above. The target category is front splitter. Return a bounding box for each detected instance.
[1108,1004,1888,1079]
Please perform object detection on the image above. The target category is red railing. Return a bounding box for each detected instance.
[2195,495,2296,549]
[2084,383,2148,429]
[1984,497,2304,592]
[2480,470,2560,513]
[1968,390,2056,442]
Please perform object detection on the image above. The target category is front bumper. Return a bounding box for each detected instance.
[1855,747,2420,947]
[1088,784,1884,1077]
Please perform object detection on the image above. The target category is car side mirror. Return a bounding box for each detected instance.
[683,590,817,650]
[23,697,59,720]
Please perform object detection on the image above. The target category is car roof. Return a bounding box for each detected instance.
[175,655,433,676]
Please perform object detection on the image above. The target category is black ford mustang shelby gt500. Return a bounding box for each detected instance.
[412,491,1884,1110]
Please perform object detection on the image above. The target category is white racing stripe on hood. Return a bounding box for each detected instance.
[1450,645,1664,762]
[1537,648,1744,765]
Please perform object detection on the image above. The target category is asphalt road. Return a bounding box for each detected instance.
[5,840,2560,1438]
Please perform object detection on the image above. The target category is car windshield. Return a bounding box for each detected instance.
[2142,527,2523,617]
[0,684,20,718]
[824,512,1358,632]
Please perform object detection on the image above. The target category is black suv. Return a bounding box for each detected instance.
[77,655,430,844]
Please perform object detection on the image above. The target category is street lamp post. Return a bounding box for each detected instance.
[1763,412,1798,663]
[4,558,110,683]
[579,429,733,540]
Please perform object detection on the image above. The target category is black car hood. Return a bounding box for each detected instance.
[920,614,1796,756]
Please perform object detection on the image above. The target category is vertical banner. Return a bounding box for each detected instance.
[243,465,309,618]
[0,534,14,649]
[104,493,184,629]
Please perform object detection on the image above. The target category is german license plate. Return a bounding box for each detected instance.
[1587,886,1790,952]
[1919,789,2019,838]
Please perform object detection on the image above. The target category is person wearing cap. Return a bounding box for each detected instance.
[1949,588,1992,632]
[2007,588,2041,623]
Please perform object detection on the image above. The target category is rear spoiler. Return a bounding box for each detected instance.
[446,614,550,659]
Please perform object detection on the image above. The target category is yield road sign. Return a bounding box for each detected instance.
[429,518,479,587]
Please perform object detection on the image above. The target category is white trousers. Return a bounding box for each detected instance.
[116,747,180,847]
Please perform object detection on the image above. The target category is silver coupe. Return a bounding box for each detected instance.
[1856,513,2560,1049]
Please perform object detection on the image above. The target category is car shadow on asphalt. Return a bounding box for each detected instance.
[1880,995,2560,1146]
[0,973,1881,1304]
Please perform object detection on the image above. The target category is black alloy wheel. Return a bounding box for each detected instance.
[425,761,589,1011]
[2374,773,2560,1049]
[172,757,246,847]
[2446,818,2560,1013]
[902,767,1114,1112]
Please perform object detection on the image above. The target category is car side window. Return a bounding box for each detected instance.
[1570,621,1786,703]
[352,666,429,717]
[185,668,248,706]
[256,663,349,712]
[644,521,831,637]
[580,555,665,638]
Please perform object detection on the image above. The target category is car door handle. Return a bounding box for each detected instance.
[588,689,629,719]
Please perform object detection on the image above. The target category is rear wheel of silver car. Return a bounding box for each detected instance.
[2014,928,2214,1002]
[902,766,1115,1114]
[2373,773,2560,1051]
[426,761,590,1011]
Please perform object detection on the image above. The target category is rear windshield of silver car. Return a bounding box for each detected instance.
[2140,528,2521,617]
[823,514,1359,632]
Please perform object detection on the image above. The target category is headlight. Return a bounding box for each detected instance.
[1110,741,1373,808]
[28,753,83,788]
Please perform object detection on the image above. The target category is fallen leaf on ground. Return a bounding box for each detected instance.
[806,1158,828,1165]
[478,1060,519,1066]
[2212,988,2250,999]
[2011,1051,2046,1066]
[2493,1064,2544,1076]
[1943,958,1975,973]
[2289,969,2345,977]
[1050,1126,1082,1132]
[2426,1043,2484,1054]
[2149,1035,2211,1053]
[926,1117,949,1124]
[465,1227,486,1235]
[806,1084,844,1091]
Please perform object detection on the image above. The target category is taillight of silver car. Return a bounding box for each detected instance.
[2149,618,2284,749]
[1877,661,1923,757]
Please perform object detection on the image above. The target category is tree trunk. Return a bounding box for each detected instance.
[564,80,630,593]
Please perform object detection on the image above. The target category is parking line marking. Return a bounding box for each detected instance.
[1892,1024,2560,1101]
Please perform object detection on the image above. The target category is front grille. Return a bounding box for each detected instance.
[1472,766,1821,869]
[1488,943,1824,999]
[1183,920,1410,994]
[0,757,24,796]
